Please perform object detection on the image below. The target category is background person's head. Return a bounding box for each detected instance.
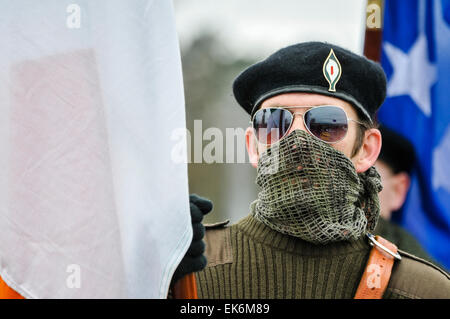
[375,125,415,220]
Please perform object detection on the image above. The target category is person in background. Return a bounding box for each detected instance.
[374,125,432,262]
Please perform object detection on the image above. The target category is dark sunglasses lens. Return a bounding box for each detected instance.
[304,107,348,142]
[253,108,292,144]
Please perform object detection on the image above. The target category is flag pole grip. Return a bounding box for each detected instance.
[172,273,198,299]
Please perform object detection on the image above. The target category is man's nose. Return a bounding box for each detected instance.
[286,113,307,136]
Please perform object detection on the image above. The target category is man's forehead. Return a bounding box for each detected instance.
[259,93,357,114]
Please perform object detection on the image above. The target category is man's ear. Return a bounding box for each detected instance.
[390,172,411,211]
[354,128,382,173]
[245,126,259,168]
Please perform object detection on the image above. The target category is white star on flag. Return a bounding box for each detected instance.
[383,34,437,116]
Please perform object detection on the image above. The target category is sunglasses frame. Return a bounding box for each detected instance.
[250,105,367,145]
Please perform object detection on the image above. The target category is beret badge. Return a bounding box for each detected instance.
[322,48,342,92]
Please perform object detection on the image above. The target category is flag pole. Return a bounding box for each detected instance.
[171,273,198,299]
[363,0,384,62]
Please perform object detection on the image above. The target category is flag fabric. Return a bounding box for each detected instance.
[0,0,191,298]
[378,0,450,269]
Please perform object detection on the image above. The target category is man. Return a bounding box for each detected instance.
[374,125,432,262]
[192,42,450,298]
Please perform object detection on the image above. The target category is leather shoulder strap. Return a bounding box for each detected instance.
[354,235,399,299]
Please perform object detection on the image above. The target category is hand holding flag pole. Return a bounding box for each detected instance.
[171,195,212,299]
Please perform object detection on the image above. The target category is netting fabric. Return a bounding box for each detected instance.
[252,129,382,244]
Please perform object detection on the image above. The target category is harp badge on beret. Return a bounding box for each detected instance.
[322,49,342,92]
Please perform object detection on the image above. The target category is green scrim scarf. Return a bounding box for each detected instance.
[253,130,382,244]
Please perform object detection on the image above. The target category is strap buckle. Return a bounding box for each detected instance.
[366,233,402,260]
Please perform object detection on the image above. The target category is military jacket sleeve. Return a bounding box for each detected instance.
[384,249,450,299]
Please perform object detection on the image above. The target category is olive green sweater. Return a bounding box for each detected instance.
[195,215,450,299]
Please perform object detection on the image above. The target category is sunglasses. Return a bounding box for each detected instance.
[251,105,366,145]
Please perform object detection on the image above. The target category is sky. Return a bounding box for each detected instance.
[174,0,368,60]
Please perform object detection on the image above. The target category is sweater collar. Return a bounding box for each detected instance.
[235,214,370,256]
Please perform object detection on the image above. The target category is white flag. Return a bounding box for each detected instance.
[0,0,191,298]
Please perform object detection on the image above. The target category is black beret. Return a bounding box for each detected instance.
[378,124,416,174]
[233,41,387,123]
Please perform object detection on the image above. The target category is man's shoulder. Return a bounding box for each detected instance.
[386,249,450,299]
[203,220,233,267]
[375,218,432,262]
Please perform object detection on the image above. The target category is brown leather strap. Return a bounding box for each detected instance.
[354,235,399,299]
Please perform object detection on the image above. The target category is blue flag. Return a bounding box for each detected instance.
[378,0,450,269]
